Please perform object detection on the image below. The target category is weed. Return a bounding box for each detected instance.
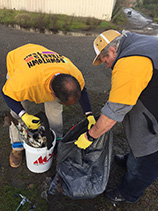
[0,8,125,33]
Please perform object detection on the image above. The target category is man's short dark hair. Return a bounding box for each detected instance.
[50,74,81,104]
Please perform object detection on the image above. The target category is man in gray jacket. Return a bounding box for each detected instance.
[75,30,158,203]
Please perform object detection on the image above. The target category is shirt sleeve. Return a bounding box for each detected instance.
[109,56,153,105]
[101,101,133,122]
[79,87,92,114]
[1,87,24,115]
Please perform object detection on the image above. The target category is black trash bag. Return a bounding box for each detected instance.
[48,118,113,199]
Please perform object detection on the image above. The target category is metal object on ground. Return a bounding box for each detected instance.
[15,193,37,211]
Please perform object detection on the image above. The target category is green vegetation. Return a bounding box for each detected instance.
[0,8,126,33]
[135,0,158,22]
[0,183,48,211]
[111,0,128,25]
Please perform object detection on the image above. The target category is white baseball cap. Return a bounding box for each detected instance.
[93,30,121,65]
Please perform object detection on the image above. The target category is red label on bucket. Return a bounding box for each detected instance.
[33,152,53,165]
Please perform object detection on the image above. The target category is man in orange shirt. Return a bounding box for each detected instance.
[2,43,95,168]
[75,30,158,203]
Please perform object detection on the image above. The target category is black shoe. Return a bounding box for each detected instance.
[114,154,128,169]
[105,188,126,203]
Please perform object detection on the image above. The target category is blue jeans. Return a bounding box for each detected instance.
[118,150,158,202]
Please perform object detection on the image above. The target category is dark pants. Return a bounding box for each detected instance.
[118,150,158,202]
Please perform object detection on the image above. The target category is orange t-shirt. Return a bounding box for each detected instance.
[109,56,153,105]
[3,43,85,103]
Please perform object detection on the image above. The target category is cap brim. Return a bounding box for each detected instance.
[93,54,102,66]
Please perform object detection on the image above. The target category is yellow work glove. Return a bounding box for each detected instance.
[87,114,96,130]
[21,113,41,130]
[74,132,93,149]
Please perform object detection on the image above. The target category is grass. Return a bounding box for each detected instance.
[135,2,158,22]
[0,8,125,33]
[0,182,48,211]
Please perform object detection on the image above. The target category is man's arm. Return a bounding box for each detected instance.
[89,101,134,138]
[75,101,133,149]
[1,88,41,129]
[79,87,92,114]
[79,86,96,129]
[88,113,117,139]
[1,88,25,116]
[74,113,116,149]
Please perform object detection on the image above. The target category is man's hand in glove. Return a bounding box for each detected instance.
[74,131,96,149]
[86,113,96,130]
[21,113,41,130]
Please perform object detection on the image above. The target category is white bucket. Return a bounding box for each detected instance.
[23,129,56,173]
